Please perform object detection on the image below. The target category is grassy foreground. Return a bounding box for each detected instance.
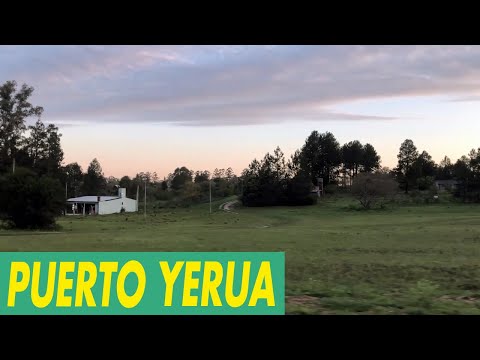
[1,196,480,314]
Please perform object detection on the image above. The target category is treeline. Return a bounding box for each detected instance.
[241,147,317,206]
[63,161,241,206]
[0,80,242,228]
[240,131,381,206]
[1,80,479,228]
[291,131,381,186]
[241,132,480,206]
[393,139,480,201]
[0,81,65,228]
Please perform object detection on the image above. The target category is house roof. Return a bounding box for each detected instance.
[66,196,120,203]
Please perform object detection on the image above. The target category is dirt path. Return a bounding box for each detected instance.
[219,200,239,212]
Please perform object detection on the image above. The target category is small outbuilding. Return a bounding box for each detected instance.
[66,188,137,215]
[434,179,460,192]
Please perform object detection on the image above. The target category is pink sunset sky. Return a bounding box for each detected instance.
[1,45,480,178]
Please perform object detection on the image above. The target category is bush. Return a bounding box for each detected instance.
[286,174,318,206]
[241,174,316,207]
[0,168,65,229]
[408,280,439,309]
[417,176,435,191]
[351,173,398,209]
[344,203,364,211]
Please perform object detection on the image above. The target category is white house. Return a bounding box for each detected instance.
[66,188,137,215]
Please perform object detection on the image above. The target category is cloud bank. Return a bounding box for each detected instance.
[1,45,480,126]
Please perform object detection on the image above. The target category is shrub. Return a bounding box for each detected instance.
[408,280,439,309]
[286,173,318,206]
[0,167,65,229]
[351,173,398,209]
[417,176,435,191]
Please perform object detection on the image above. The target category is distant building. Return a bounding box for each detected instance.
[311,178,324,197]
[434,179,460,191]
[66,188,137,215]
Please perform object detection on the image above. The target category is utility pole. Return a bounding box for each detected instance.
[12,158,15,174]
[64,182,68,217]
[317,177,323,198]
[144,179,147,220]
[136,184,139,212]
[209,180,212,214]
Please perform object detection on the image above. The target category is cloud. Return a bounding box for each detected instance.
[448,95,480,102]
[174,111,397,127]
[1,45,480,126]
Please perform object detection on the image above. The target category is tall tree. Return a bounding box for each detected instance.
[270,147,288,182]
[362,143,381,173]
[44,123,64,175]
[453,155,472,201]
[412,150,436,178]
[453,148,480,202]
[341,140,364,185]
[412,150,436,190]
[241,147,315,207]
[82,158,106,195]
[296,131,342,185]
[469,148,480,179]
[225,167,235,181]
[287,149,302,177]
[212,168,225,179]
[194,170,210,183]
[318,132,342,184]
[23,118,47,166]
[0,80,44,173]
[135,171,155,184]
[161,179,168,191]
[119,175,132,189]
[23,120,64,176]
[394,139,419,193]
[63,162,83,198]
[437,156,454,180]
[170,166,193,190]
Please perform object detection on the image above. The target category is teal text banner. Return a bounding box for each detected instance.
[0,252,285,315]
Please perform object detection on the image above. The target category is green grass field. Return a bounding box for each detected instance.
[1,195,480,314]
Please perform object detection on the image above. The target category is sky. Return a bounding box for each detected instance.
[1,45,480,179]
